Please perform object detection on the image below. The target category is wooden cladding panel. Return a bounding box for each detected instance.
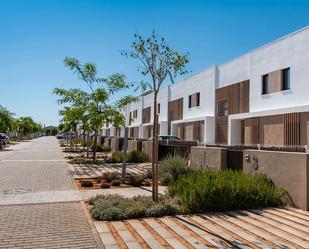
[177,121,204,142]
[284,113,300,147]
[168,98,183,122]
[268,70,283,93]
[115,128,121,137]
[239,80,249,113]
[129,127,139,138]
[142,107,151,124]
[244,118,259,145]
[215,80,249,144]
[144,124,160,138]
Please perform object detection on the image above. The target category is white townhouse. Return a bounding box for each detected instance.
[104,26,309,148]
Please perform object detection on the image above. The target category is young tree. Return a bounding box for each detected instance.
[53,88,89,149]
[63,57,137,162]
[123,31,189,201]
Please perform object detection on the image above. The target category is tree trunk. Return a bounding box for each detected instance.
[86,131,90,158]
[75,129,78,150]
[92,129,98,162]
[83,131,86,151]
[152,92,159,202]
[122,127,129,178]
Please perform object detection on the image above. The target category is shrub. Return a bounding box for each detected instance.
[145,203,178,217]
[102,172,119,182]
[80,180,93,187]
[168,170,285,213]
[90,194,178,221]
[100,182,110,189]
[159,154,191,186]
[111,179,121,186]
[130,175,144,187]
[144,168,152,179]
[127,150,148,163]
[91,145,111,152]
[111,151,122,163]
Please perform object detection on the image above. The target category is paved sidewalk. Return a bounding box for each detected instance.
[0,186,167,205]
[0,137,98,248]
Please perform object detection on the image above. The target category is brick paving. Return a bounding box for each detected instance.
[95,207,309,248]
[0,137,99,248]
[0,202,96,249]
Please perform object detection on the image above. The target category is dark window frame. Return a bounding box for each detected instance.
[282,68,290,91]
[188,92,200,108]
[133,110,137,118]
[196,92,200,107]
[262,74,269,95]
[157,103,160,114]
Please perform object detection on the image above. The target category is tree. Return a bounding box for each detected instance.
[0,105,15,132]
[62,57,138,162]
[123,31,189,201]
[17,117,43,136]
[53,88,89,149]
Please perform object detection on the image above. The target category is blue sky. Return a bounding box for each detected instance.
[1,0,309,126]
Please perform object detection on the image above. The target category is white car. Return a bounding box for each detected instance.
[148,135,180,141]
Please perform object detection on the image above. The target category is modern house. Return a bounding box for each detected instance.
[104,26,309,149]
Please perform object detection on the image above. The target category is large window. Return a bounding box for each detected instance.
[282,68,290,91]
[262,74,269,95]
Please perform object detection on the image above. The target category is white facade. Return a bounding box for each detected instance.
[104,26,309,145]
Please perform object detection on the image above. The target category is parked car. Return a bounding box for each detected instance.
[0,133,10,145]
[56,132,76,139]
[55,133,64,139]
[148,135,180,141]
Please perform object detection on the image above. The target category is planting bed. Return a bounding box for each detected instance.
[75,177,153,190]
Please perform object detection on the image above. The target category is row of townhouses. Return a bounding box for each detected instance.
[103,26,309,149]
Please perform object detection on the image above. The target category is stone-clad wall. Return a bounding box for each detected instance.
[190,146,227,171]
[128,140,143,153]
[243,150,309,210]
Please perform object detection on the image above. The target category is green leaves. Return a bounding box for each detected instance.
[17,117,43,135]
[116,95,139,108]
[124,31,189,93]
[0,105,15,132]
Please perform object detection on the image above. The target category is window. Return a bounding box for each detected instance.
[262,74,269,95]
[196,92,200,107]
[282,68,290,90]
[188,92,200,108]
[157,103,160,114]
[218,100,228,117]
[224,102,228,117]
[133,110,137,118]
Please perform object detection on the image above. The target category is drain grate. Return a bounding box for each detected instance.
[3,188,32,195]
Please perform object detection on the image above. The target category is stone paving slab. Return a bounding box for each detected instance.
[0,187,167,205]
[95,208,309,248]
[0,202,97,249]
